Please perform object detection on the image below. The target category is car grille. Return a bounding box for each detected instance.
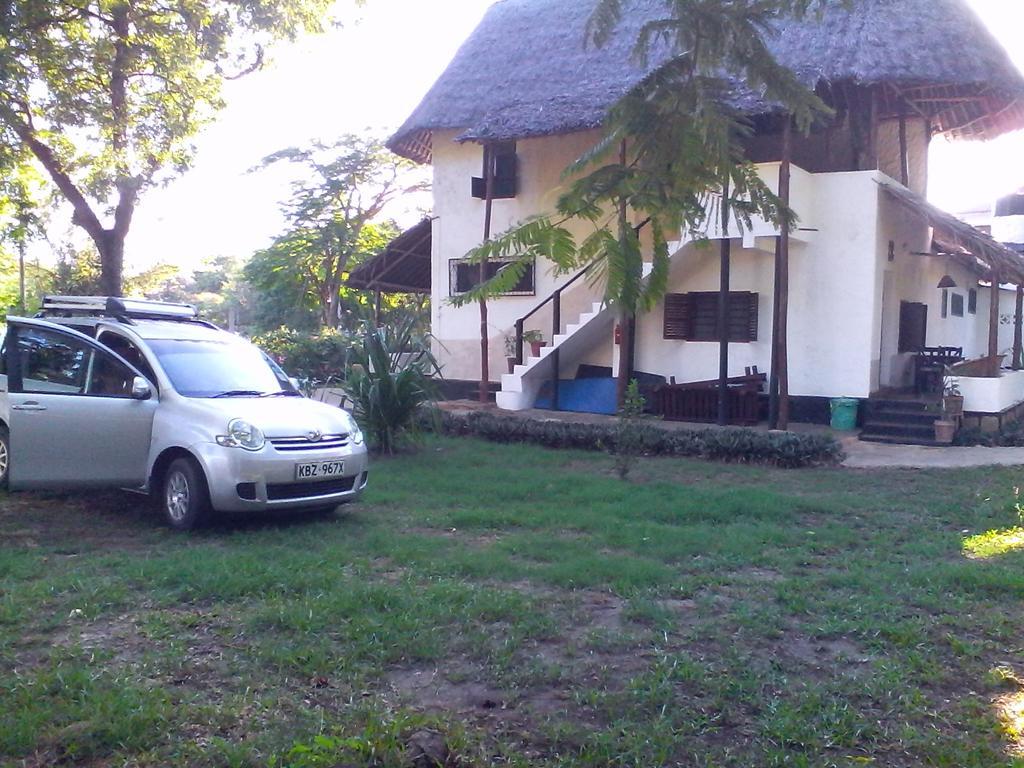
[270,433,349,452]
[266,476,356,501]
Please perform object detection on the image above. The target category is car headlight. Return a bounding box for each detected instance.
[216,419,266,451]
[344,412,364,446]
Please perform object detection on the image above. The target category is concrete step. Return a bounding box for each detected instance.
[860,421,936,440]
[859,432,948,447]
[863,411,937,427]
[866,398,938,413]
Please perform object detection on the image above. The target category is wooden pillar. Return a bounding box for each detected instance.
[1014,283,1023,371]
[768,244,781,427]
[615,140,632,408]
[867,87,879,171]
[989,268,1001,377]
[775,117,793,429]
[479,144,495,403]
[717,180,732,426]
[898,107,909,187]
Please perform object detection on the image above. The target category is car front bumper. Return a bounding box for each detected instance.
[193,440,370,512]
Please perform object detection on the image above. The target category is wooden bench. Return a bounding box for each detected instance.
[658,368,767,425]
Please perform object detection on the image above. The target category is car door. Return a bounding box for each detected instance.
[5,319,157,490]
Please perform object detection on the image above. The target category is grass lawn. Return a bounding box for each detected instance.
[3,436,1024,766]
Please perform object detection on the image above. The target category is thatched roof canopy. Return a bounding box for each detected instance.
[390,0,1024,164]
[346,218,432,294]
[879,180,1024,282]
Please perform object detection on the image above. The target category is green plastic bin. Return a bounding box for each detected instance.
[830,397,859,431]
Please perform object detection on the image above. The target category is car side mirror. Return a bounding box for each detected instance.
[289,377,301,390]
[131,376,153,400]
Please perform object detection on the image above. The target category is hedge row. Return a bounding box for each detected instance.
[427,410,845,469]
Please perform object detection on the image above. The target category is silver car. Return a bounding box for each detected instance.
[0,296,369,530]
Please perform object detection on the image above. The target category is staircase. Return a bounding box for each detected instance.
[497,231,686,412]
[496,300,615,411]
[859,397,943,446]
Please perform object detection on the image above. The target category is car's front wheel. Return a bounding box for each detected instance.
[0,424,9,489]
[162,457,210,531]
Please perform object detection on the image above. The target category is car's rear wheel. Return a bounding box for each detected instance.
[0,424,9,489]
[162,457,210,531]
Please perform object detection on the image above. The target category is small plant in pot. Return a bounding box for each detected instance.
[503,330,546,371]
[942,376,964,419]
[503,334,518,374]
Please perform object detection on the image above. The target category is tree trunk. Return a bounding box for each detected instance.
[717,179,731,426]
[98,229,125,297]
[1014,284,1023,370]
[616,310,634,408]
[480,144,495,404]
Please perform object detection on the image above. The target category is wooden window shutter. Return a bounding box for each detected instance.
[663,293,692,339]
[665,292,757,342]
[744,292,759,342]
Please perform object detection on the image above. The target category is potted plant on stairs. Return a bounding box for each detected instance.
[504,331,547,373]
[933,374,963,445]
[941,376,964,420]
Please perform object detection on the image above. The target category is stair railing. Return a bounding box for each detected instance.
[514,262,597,364]
[509,220,651,410]
[512,263,596,411]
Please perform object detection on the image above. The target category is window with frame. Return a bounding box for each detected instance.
[449,258,535,297]
[968,289,978,314]
[471,141,518,200]
[951,292,965,317]
[663,291,759,342]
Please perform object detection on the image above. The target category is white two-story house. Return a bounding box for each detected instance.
[354,0,1024,438]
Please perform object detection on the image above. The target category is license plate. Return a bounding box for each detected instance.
[295,460,345,480]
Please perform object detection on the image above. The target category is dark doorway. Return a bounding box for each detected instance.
[898,301,928,353]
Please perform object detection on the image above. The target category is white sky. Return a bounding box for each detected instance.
[122,0,1024,273]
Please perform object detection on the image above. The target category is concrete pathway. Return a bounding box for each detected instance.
[839,434,1024,469]
[438,401,1024,470]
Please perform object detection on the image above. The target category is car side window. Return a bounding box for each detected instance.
[18,327,91,394]
[97,331,158,387]
[17,326,136,398]
[86,353,135,398]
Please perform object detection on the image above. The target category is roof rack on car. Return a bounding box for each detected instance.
[40,295,206,325]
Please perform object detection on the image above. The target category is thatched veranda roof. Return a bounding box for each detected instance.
[346,217,432,294]
[390,0,1024,164]
[879,180,1024,282]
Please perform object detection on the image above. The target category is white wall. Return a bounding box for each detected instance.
[431,129,608,381]
[632,171,884,398]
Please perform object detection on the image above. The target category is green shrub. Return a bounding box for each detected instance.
[427,410,844,468]
[344,318,440,454]
[252,327,352,384]
[613,379,646,480]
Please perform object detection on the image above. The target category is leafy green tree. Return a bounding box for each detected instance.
[0,0,333,296]
[0,146,46,312]
[253,135,426,328]
[456,0,834,403]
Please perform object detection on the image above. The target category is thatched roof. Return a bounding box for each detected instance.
[346,218,432,294]
[390,0,1024,164]
[879,180,1024,282]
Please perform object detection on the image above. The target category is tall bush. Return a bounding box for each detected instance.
[344,318,440,454]
[253,327,352,385]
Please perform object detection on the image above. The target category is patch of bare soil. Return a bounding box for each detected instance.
[0,490,163,550]
[781,634,872,670]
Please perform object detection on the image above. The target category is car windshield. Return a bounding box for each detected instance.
[147,338,289,398]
